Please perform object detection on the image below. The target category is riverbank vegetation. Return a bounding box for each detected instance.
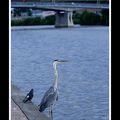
[11,16,55,26]
[73,9,109,25]
[11,10,109,26]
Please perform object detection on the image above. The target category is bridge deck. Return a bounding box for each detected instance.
[11,2,109,11]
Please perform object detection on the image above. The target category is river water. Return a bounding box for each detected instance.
[11,25,109,120]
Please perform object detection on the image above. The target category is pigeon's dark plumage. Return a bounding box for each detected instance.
[23,89,34,103]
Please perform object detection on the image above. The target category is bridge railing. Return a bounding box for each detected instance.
[11,2,108,6]
[11,2,109,10]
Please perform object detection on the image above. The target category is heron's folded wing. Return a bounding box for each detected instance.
[40,86,58,105]
[41,86,54,103]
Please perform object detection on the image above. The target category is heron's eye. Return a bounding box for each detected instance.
[54,59,59,61]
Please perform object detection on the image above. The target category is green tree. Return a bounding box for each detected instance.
[101,9,109,26]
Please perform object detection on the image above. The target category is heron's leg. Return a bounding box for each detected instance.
[50,106,53,120]
[48,107,51,117]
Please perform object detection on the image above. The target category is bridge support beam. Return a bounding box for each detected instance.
[55,11,74,28]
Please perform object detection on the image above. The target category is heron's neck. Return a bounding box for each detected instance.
[53,63,59,89]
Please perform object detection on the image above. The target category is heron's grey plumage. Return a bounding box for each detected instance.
[39,60,67,119]
[39,86,58,112]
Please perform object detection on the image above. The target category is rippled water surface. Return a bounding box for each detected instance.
[11,25,109,120]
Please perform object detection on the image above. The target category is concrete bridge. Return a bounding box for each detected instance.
[11,2,109,27]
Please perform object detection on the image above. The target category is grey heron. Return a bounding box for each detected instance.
[23,89,34,103]
[39,59,68,119]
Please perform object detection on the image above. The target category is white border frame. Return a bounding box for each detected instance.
[9,0,11,119]
[9,0,111,120]
[109,0,111,120]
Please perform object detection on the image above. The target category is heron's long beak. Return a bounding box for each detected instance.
[59,60,68,63]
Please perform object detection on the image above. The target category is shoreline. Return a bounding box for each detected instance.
[11,25,108,31]
[11,84,50,120]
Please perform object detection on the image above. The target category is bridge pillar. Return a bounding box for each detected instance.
[55,11,74,28]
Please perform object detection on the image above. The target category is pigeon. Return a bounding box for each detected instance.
[23,89,34,103]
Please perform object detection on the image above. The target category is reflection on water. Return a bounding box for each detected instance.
[12,25,109,120]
